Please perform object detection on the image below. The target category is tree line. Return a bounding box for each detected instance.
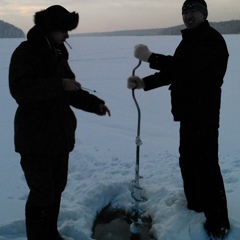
[161,20,240,35]
[1,19,240,38]
[76,20,240,37]
[0,20,25,38]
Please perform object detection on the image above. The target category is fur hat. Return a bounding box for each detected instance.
[34,5,79,32]
[182,0,208,17]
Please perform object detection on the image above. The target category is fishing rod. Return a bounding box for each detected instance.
[81,86,97,93]
[63,41,97,94]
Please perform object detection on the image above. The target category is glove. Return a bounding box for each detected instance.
[62,79,81,91]
[127,76,145,89]
[98,103,111,116]
[134,44,153,62]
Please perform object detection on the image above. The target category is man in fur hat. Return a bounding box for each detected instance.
[9,5,110,240]
[127,0,230,238]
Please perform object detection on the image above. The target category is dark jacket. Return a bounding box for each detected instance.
[143,21,229,124]
[9,26,104,154]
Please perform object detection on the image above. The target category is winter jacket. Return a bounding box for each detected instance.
[9,26,104,154]
[143,21,229,124]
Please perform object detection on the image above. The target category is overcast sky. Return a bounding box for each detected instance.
[0,0,240,34]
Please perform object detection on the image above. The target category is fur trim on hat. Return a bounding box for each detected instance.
[34,5,79,32]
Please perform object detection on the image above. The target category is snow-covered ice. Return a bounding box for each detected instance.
[0,35,239,239]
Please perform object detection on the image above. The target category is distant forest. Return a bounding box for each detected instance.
[0,20,25,38]
[76,20,240,37]
[1,19,240,38]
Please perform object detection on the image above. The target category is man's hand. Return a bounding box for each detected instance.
[98,104,111,116]
[127,76,145,89]
[134,44,153,62]
[62,79,81,91]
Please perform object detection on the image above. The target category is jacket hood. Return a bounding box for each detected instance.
[26,26,69,59]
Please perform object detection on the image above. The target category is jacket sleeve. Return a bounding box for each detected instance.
[9,43,65,105]
[70,89,105,114]
[147,32,229,89]
[143,70,173,91]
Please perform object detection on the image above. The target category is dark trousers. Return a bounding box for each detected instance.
[20,153,69,240]
[179,122,229,230]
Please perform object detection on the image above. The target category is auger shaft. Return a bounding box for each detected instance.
[130,60,143,235]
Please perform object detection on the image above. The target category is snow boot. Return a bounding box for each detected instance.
[25,205,50,240]
[55,232,64,240]
[204,221,229,239]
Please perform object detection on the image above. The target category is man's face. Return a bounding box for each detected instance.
[182,9,206,29]
[50,31,69,44]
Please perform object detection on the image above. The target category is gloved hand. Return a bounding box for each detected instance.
[98,103,111,116]
[127,76,145,89]
[134,44,153,62]
[62,79,81,91]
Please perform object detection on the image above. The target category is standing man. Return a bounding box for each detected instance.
[127,0,230,238]
[9,5,110,240]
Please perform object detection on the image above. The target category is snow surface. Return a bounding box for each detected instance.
[0,35,239,240]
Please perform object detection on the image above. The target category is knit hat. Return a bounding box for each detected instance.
[182,0,208,17]
[34,5,79,32]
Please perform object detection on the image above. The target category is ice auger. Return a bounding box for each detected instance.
[130,60,147,235]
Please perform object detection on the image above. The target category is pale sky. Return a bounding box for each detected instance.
[0,0,240,34]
